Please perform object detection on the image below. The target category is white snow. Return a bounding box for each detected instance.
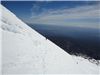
[0,4,99,74]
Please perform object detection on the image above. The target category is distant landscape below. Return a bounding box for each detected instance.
[28,24,100,60]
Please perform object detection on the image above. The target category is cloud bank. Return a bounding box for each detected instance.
[29,3,100,29]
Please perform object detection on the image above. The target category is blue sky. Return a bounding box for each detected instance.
[1,1,100,29]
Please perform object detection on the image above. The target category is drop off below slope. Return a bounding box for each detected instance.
[0,4,99,74]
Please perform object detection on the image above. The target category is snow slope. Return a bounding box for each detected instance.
[0,4,99,74]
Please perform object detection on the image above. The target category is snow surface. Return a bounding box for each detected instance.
[0,4,100,74]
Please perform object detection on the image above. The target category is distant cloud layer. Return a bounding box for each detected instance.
[29,2,100,29]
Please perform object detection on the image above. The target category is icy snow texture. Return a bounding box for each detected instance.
[0,4,99,74]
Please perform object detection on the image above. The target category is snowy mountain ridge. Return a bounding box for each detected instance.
[0,4,99,74]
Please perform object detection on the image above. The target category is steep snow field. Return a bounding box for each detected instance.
[0,4,99,74]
